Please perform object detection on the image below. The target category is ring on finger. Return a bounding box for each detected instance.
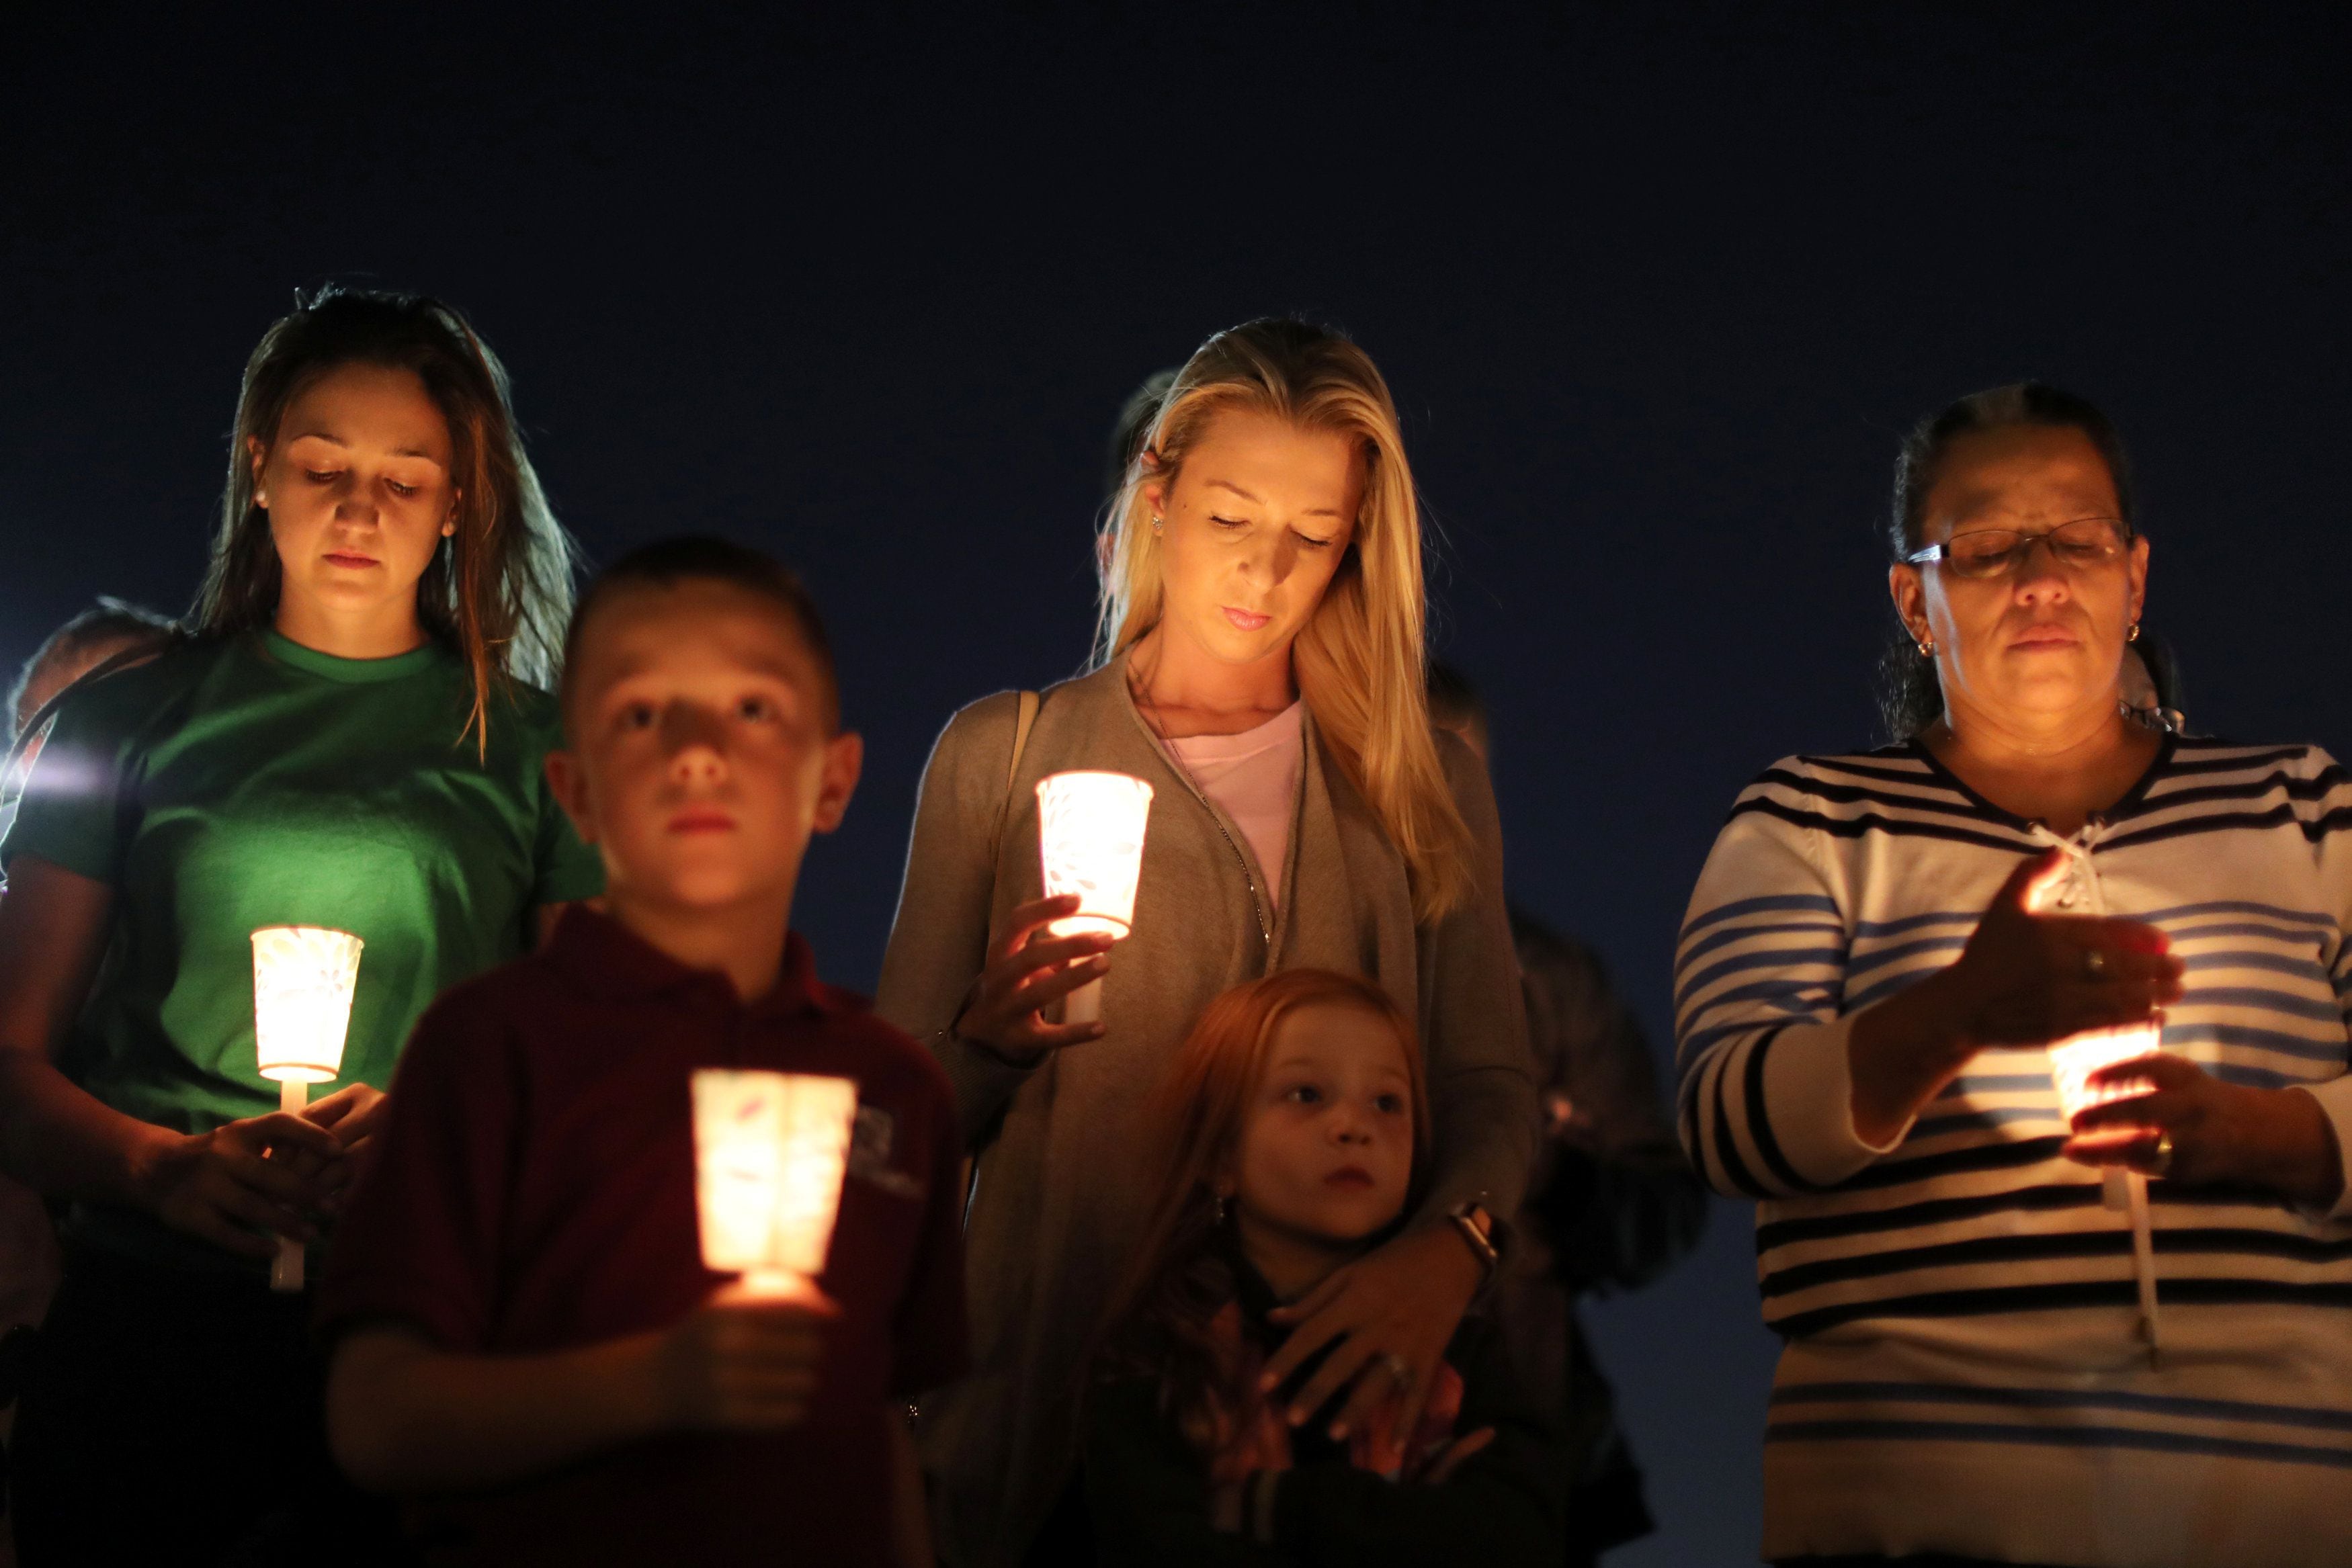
[1380,1352,1415,1391]
[2152,1131,2175,1176]
[2083,949,2109,979]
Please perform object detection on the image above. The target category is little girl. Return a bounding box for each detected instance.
[1085,969,1571,1565]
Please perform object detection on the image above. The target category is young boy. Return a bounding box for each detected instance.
[319,537,966,1566]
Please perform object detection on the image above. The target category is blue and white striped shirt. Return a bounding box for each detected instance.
[1677,736,2352,1568]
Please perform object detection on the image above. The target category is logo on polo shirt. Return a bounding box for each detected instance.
[849,1104,925,1199]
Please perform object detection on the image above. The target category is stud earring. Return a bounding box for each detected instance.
[2127,621,2140,643]
[1916,636,1936,658]
[1151,516,1163,535]
[1212,1191,1228,1225]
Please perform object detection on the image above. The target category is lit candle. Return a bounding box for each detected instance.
[691,1070,859,1296]
[2023,867,2166,1352]
[250,925,364,1293]
[1034,771,1154,1024]
[2047,1018,2165,1129]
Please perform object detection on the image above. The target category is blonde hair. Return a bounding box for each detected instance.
[1094,318,1471,922]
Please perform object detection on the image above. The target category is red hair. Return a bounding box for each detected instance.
[1090,969,1429,1456]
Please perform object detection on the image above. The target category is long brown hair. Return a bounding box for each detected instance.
[1091,969,1430,1456]
[1095,319,1473,924]
[194,286,577,748]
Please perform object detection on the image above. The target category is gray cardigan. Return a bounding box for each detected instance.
[876,655,1536,1567]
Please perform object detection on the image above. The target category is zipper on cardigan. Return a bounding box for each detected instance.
[1125,673,1275,959]
[1196,789,1273,955]
[1153,752,1273,957]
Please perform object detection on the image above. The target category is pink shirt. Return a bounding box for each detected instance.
[1164,703,1304,912]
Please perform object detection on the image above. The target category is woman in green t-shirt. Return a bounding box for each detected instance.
[0,288,601,1563]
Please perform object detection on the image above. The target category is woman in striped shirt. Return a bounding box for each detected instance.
[1677,382,2352,1568]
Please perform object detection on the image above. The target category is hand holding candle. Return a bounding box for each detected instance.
[2010,866,2173,1354]
[1848,850,2181,1151]
[636,1070,858,1434]
[251,925,364,1291]
[2019,863,2172,1174]
[952,896,1116,1062]
[654,1279,841,1432]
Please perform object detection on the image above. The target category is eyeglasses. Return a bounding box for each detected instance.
[1905,517,2132,580]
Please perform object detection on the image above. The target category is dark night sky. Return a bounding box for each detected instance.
[5,7,2347,1562]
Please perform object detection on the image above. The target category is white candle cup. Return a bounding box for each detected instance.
[251,925,364,1293]
[1036,771,1154,937]
[253,926,364,1085]
[691,1070,859,1295]
[1036,771,1153,1022]
[2048,1018,2164,1213]
[2048,1019,2165,1126]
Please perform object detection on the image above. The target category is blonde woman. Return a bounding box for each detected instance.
[878,318,1536,1565]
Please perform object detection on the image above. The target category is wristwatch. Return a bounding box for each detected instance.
[1447,1200,1499,1281]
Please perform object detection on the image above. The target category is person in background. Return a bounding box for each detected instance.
[0,599,177,1557]
[1679,382,2352,1567]
[880,318,1534,1565]
[1086,968,1567,1565]
[1425,662,1706,1565]
[0,599,178,858]
[1098,369,1181,582]
[0,286,597,1564]
[1108,369,1182,495]
[2118,625,2185,735]
[323,538,964,1567]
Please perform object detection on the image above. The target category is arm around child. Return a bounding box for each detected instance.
[1084,1312,1570,1567]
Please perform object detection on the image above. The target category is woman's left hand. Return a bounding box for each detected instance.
[1259,1222,1484,1448]
[2065,1055,2345,1209]
[300,1082,388,1212]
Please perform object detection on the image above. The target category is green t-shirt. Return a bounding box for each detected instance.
[2,629,603,1266]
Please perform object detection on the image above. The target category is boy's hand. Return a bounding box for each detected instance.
[140,1113,346,1257]
[300,1082,388,1213]
[655,1280,839,1431]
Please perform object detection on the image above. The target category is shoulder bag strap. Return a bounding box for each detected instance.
[961,689,1040,1225]
[993,689,1040,861]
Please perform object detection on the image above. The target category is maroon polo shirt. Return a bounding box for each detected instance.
[318,907,967,1567]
